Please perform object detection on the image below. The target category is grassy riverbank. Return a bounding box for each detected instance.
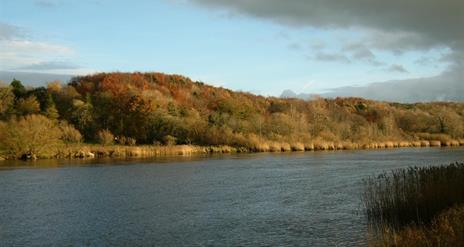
[363,162,464,246]
[1,139,463,160]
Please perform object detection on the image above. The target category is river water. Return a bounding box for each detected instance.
[1,147,463,246]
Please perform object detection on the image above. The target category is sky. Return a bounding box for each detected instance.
[0,0,462,100]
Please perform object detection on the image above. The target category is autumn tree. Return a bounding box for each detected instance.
[15,96,40,116]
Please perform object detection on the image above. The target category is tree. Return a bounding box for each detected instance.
[0,84,14,118]
[0,115,62,159]
[15,96,40,116]
[10,78,26,98]
[45,94,59,120]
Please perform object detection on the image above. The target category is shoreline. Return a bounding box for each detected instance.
[2,139,463,161]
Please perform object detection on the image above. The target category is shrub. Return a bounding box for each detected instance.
[0,114,62,159]
[163,135,177,146]
[116,136,136,146]
[59,122,83,144]
[97,129,114,145]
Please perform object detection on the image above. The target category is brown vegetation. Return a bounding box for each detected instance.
[370,205,464,247]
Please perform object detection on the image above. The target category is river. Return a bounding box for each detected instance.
[1,147,463,246]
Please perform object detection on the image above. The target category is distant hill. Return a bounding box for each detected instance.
[0,71,73,87]
[2,72,462,149]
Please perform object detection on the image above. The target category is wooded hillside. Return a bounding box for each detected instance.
[1,72,463,158]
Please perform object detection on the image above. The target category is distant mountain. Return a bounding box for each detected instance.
[280,89,320,100]
[0,71,74,87]
[281,70,463,103]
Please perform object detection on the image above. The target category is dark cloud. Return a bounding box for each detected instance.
[191,0,464,51]
[313,52,350,63]
[0,22,24,40]
[193,0,463,101]
[342,43,385,66]
[388,64,408,73]
[15,61,80,70]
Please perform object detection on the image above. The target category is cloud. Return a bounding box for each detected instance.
[322,68,464,103]
[387,64,408,73]
[342,43,385,66]
[0,22,24,40]
[313,52,350,63]
[0,26,77,73]
[191,0,463,68]
[190,0,463,51]
[14,61,80,70]
[193,0,464,102]
[1,40,74,54]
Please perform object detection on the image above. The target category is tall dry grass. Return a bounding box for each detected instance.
[363,162,464,244]
[369,205,464,247]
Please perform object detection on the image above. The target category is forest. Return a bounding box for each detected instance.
[0,72,463,159]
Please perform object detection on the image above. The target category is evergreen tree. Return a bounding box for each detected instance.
[10,78,26,98]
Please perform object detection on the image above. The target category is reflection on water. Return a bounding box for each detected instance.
[0,147,463,246]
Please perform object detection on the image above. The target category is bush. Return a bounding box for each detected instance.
[116,136,136,146]
[97,129,114,145]
[0,114,62,159]
[163,135,177,146]
[59,122,82,144]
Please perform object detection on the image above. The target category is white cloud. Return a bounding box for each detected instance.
[1,40,74,55]
[0,21,84,74]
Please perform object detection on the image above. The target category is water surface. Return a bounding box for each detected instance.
[1,147,463,246]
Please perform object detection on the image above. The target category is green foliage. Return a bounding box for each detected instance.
[10,78,26,98]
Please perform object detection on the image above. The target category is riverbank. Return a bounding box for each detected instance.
[1,139,464,160]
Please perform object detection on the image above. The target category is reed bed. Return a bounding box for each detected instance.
[363,162,464,232]
[3,138,463,160]
[57,144,238,159]
[369,204,464,247]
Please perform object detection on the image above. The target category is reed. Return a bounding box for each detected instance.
[56,144,239,159]
[363,162,464,231]
[290,142,305,151]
